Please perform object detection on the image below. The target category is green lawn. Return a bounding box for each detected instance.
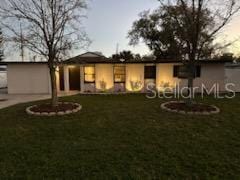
[0,94,240,179]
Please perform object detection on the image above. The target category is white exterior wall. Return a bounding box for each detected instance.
[126,64,144,92]
[95,64,114,92]
[225,66,240,92]
[7,64,50,94]
[194,64,225,92]
[156,63,225,92]
[8,63,223,95]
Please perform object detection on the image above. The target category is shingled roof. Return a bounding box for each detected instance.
[63,52,232,64]
[0,52,233,65]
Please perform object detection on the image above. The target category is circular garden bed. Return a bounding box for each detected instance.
[26,102,82,116]
[161,101,220,115]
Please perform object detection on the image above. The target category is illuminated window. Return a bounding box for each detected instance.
[84,66,95,83]
[114,66,126,83]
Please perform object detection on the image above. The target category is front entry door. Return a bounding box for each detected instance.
[69,67,80,91]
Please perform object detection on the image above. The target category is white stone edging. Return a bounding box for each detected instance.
[26,102,82,116]
[161,101,220,115]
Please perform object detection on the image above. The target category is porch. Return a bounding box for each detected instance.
[56,64,163,93]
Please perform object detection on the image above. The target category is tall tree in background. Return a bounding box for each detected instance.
[0,0,89,106]
[128,6,214,59]
[0,28,3,61]
[112,50,134,61]
[112,50,141,61]
[129,0,240,104]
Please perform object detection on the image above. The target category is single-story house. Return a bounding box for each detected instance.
[0,52,231,94]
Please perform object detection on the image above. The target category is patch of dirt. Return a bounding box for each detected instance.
[165,102,217,112]
[30,103,78,113]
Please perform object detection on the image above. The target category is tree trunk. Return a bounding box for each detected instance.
[187,76,194,106]
[186,62,195,106]
[49,66,58,107]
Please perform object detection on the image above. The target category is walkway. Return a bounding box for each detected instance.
[0,91,79,109]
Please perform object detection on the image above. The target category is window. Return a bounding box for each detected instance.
[173,65,201,78]
[196,65,201,78]
[144,66,156,79]
[173,66,180,77]
[114,66,125,83]
[84,66,95,83]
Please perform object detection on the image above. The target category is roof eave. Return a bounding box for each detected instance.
[0,61,48,65]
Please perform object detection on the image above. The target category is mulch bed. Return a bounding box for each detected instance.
[165,102,217,112]
[30,103,79,113]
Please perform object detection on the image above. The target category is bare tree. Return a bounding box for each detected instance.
[0,0,89,106]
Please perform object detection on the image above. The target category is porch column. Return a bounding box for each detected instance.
[64,66,70,92]
[80,66,84,93]
[55,69,60,92]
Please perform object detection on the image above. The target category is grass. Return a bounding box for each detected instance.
[0,94,240,179]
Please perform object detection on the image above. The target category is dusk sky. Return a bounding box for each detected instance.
[81,0,240,57]
[4,0,240,60]
[79,0,161,57]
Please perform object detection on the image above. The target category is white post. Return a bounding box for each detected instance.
[55,69,60,92]
[80,66,84,93]
[64,66,69,92]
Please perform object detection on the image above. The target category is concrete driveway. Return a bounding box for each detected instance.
[0,90,79,110]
